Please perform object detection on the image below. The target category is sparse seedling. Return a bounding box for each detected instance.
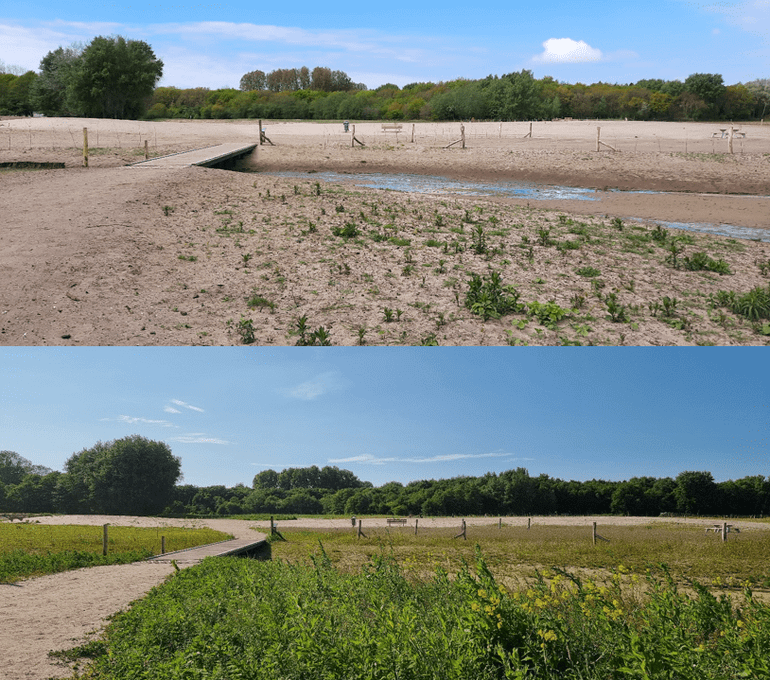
[236,316,256,344]
[604,292,629,323]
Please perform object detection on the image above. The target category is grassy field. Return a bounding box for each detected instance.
[270,522,770,591]
[65,544,770,679]
[0,522,231,582]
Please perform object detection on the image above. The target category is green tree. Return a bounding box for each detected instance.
[30,45,83,116]
[674,471,717,516]
[71,36,163,118]
[64,435,181,515]
[684,73,726,118]
[240,69,266,91]
[0,451,51,485]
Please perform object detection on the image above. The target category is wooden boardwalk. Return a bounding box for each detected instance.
[130,143,257,169]
[146,536,269,565]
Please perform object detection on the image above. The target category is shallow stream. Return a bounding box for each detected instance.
[264,170,770,242]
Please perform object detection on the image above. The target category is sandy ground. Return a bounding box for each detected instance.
[2,513,767,679]
[2,117,770,346]
[0,515,264,680]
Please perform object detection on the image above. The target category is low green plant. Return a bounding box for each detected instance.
[604,292,629,323]
[236,316,256,344]
[294,315,332,346]
[465,272,522,321]
[576,266,601,278]
[682,252,731,274]
[246,290,275,311]
[526,300,570,329]
[332,222,359,239]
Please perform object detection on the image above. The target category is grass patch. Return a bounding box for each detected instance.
[0,523,230,582]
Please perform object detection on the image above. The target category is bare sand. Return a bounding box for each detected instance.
[2,513,767,679]
[2,117,769,346]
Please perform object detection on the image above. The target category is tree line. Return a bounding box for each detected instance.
[1,35,769,122]
[143,72,770,123]
[2,438,769,518]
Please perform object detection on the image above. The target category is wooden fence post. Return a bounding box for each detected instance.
[144,139,149,159]
[592,521,597,546]
[527,517,531,530]
[411,123,415,143]
[728,128,734,155]
[461,124,465,149]
[83,128,89,167]
[499,517,502,529]
[415,518,418,535]
[102,523,109,555]
[454,519,467,540]
[723,521,728,542]
[258,120,262,146]
[358,519,366,538]
[596,127,601,153]
[161,536,166,554]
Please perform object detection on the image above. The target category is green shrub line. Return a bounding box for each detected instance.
[65,549,770,680]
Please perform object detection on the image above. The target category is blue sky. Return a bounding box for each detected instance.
[1,348,767,489]
[1,1,768,89]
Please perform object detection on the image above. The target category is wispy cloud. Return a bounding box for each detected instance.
[328,452,530,466]
[170,399,204,412]
[168,433,231,445]
[164,406,182,414]
[282,371,343,401]
[109,415,176,427]
[688,1,770,36]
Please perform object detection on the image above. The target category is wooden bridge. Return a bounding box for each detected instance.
[130,143,258,169]
[146,535,270,565]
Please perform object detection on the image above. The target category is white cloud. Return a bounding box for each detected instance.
[164,406,182,414]
[282,371,343,401]
[168,433,231,444]
[328,452,531,466]
[533,38,603,64]
[112,415,175,427]
[689,1,770,35]
[171,399,204,412]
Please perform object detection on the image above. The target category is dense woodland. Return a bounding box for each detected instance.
[2,440,769,518]
[1,47,769,122]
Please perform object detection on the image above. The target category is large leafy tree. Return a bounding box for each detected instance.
[71,36,163,118]
[64,435,181,515]
[0,450,52,485]
[30,45,83,116]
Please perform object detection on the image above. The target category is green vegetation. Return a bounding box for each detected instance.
[31,37,163,118]
[0,523,229,582]
[139,70,770,123]
[4,452,770,519]
[61,543,770,680]
[272,523,770,588]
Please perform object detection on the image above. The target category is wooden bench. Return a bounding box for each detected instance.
[381,123,403,133]
[386,517,407,525]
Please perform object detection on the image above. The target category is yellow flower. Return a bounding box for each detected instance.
[537,629,558,642]
[471,602,481,612]
[737,620,745,628]
[618,564,630,574]
[478,589,488,599]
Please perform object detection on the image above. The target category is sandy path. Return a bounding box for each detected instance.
[0,516,265,680]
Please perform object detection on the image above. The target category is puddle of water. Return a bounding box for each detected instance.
[263,170,770,242]
[268,170,600,201]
